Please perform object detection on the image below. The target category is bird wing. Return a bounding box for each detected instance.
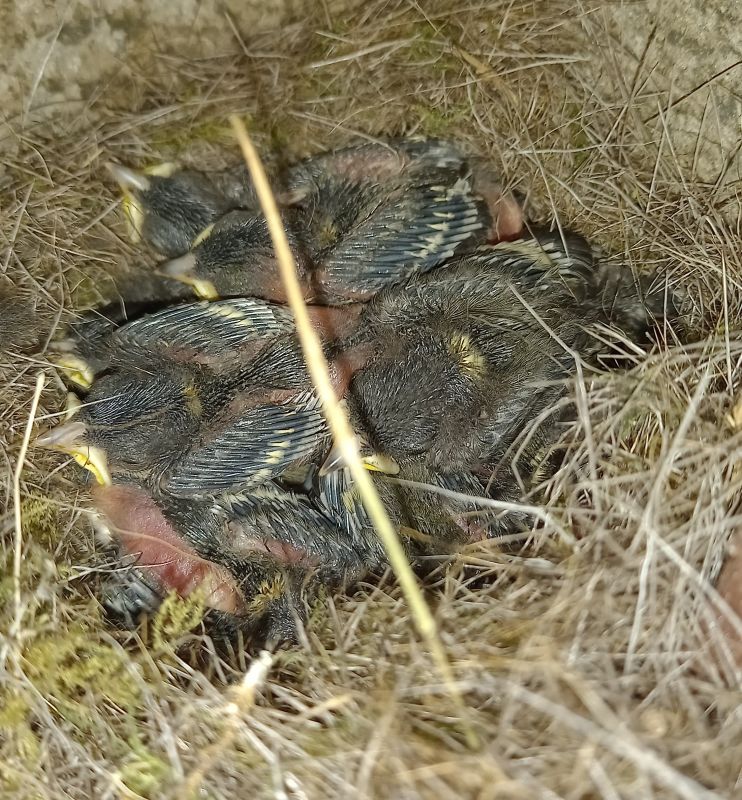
[113,298,294,358]
[360,231,599,330]
[316,174,488,300]
[486,230,597,291]
[217,484,374,576]
[164,391,328,497]
[313,467,371,541]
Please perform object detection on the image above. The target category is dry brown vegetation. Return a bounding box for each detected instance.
[1,1,741,798]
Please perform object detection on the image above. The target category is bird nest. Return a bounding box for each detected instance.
[1,1,740,797]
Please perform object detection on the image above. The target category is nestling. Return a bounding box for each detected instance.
[40,297,365,493]
[161,138,523,303]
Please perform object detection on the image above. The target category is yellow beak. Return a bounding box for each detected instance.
[68,445,112,486]
[161,252,219,300]
[55,355,95,389]
[36,422,112,486]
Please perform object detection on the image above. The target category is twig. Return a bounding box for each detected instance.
[11,371,46,642]
[229,115,478,749]
[496,680,724,800]
[179,650,273,798]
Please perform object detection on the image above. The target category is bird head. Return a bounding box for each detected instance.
[160,211,290,303]
[36,418,113,486]
[37,369,200,482]
[106,162,229,258]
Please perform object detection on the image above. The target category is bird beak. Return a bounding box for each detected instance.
[161,253,219,301]
[64,392,82,418]
[36,421,112,486]
[362,453,401,474]
[106,162,178,243]
[54,354,95,389]
[106,160,178,188]
[105,163,153,243]
[319,443,400,476]
[105,163,151,194]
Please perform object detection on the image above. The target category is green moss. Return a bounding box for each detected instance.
[565,104,591,169]
[119,737,171,798]
[70,269,115,310]
[149,118,240,154]
[0,574,14,608]
[0,694,32,729]
[270,647,310,675]
[20,497,61,551]
[11,727,40,769]
[152,590,207,650]
[297,704,363,759]
[307,585,329,628]
[0,694,47,789]
[413,104,469,138]
[22,623,141,728]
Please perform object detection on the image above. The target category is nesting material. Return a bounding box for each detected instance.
[1,2,740,798]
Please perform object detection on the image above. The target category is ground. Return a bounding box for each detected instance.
[1,1,741,799]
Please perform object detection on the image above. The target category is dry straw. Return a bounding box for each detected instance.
[229,114,478,749]
[2,0,741,797]
[8,372,46,649]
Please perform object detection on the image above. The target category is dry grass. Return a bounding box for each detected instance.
[1,1,741,798]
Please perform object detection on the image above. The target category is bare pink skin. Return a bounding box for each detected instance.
[489,193,524,242]
[93,485,245,614]
[470,163,524,243]
[318,148,409,183]
[306,304,363,342]
[328,340,376,397]
[227,520,319,568]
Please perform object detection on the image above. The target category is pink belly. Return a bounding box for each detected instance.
[93,484,244,614]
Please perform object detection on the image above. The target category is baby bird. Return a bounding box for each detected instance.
[92,480,319,644]
[54,294,296,389]
[41,231,677,526]
[39,297,365,494]
[107,161,262,258]
[331,230,680,522]
[92,461,485,641]
[110,139,521,272]
[158,138,523,303]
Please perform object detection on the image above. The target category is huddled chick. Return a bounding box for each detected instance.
[40,198,681,644]
[41,298,363,490]
[111,138,523,303]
